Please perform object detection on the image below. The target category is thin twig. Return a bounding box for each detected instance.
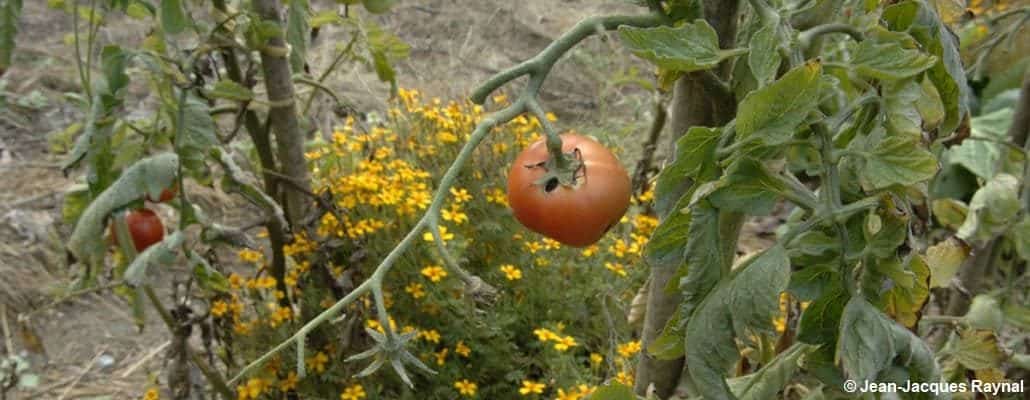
[18,280,125,320]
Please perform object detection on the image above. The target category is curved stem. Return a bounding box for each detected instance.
[798,23,865,51]
[525,98,567,169]
[470,13,667,104]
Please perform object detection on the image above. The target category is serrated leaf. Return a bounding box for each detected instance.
[159,0,188,34]
[645,194,693,270]
[924,238,969,288]
[728,343,819,400]
[956,174,1020,246]
[735,61,822,144]
[124,232,183,285]
[653,126,720,218]
[208,80,255,101]
[709,157,789,215]
[852,39,936,81]
[68,153,179,263]
[787,264,838,301]
[619,21,747,72]
[947,108,1013,179]
[677,203,733,319]
[838,297,895,382]
[858,136,938,190]
[685,245,791,400]
[884,0,970,135]
[748,25,780,86]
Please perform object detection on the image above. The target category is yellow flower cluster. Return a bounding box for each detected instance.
[555,384,595,400]
[616,340,642,358]
[533,328,578,352]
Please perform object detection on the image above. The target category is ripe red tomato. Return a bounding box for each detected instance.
[110,208,165,252]
[507,133,631,247]
[145,184,178,203]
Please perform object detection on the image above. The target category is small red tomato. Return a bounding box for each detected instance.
[146,184,178,203]
[507,133,631,247]
[110,208,165,252]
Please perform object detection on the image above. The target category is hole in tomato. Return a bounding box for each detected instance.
[544,177,560,192]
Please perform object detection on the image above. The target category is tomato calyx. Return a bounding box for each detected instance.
[525,148,585,192]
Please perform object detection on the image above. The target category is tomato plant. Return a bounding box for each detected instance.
[110,208,165,252]
[507,133,631,247]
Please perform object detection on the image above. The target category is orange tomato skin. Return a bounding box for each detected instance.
[506,134,631,247]
[110,208,165,252]
[146,184,178,203]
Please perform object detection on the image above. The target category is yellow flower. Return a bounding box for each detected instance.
[437,130,459,143]
[519,380,546,395]
[455,341,471,357]
[605,262,628,277]
[553,335,578,352]
[142,388,160,400]
[581,245,599,257]
[524,241,544,254]
[340,384,366,400]
[542,238,562,250]
[405,282,426,299]
[434,347,449,365]
[210,300,229,318]
[450,187,473,203]
[485,187,509,206]
[279,372,298,392]
[237,249,264,263]
[419,329,442,344]
[421,265,448,283]
[306,351,329,374]
[590,353,604,366]
[423,226,455,242]
[615,371,633,387]
[500,264,523,281]
[442,205,469,224]
[533,328,558,342]
[617,340,642,358]
[454,379,478,396]
[237,378,266,400]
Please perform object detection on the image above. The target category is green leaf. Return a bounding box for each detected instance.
[748,25,780,86]
[851,39,936,81]
[884,0,970,135]
[362,0,396,14]
[963,295,1004,332]
[618,21,747,72]
[159,0,188,34]
[798,286,847,346]
[1011,216,1030,263]
[589,382,635,400]
[310,10,343,28]
[68,153,179,263]
[787,263,838,301]
[124,232,183,285]
[61,184,91,226]
[645,194,693,270]
[208,79,255,101]
[924,238,969,288]
[956,174,1020,246]
[947,108,1014,179]
[176,93,218,169]
[709,157,789,215]
[647,311,686,360]
[838,297,895,382]
[887,322,945,399]
[863,211,907,259]
[191,252,230,293]
[1002,301,1030,330]
[100,45,130,97]
[0,0,23,73]
[883,79,924,138]
[286,0,310,73]
[727,343,819,400]
[856,135,937,190]
[685,245,791,400]
[362,18,409,92]
[653,126,720,218]
[735,61,822,144]
[677,203,736,319]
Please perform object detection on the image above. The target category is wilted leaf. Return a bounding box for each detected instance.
[619,21,747,72]
[956,174,1020,246]
[857,136,938,190]
[883,79,924,138]
[124,232,183,285]
[923,238,969,288]
[943,329,1005,371]
[963,295,1004,332]
[728,343,819,400]
[838,297,895,382]
[930,198,967,230]
[159,0,188,34]
[686,245,791,400]
[881,256,930,328]
[948,108,1014,179]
